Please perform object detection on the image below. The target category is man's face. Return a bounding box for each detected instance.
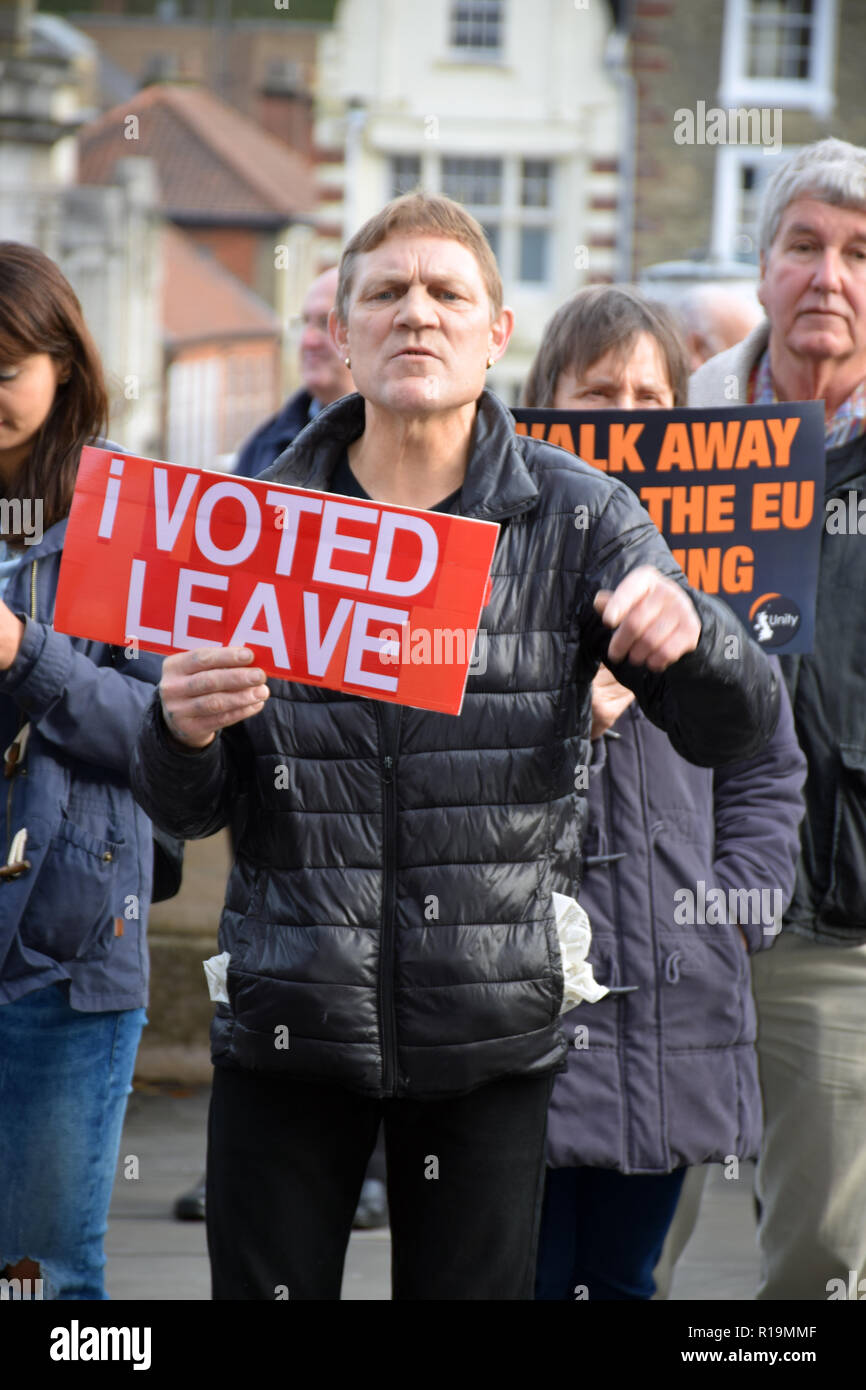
[333,234,512,418]
[687,296,762,369]
[298,271,354,405]
[552,331,674,410]
[758,197,866,372]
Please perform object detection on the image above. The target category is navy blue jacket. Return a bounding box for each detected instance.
[232,389,314,478]
[545,680,806,1173]
[0,518,161,1011]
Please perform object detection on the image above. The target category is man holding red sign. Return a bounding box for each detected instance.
[130,194,780,1301]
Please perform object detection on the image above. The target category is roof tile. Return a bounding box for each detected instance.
[79,82,316,222]
[162,225,281,347]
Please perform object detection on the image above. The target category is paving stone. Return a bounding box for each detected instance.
[105,1085,759,1302]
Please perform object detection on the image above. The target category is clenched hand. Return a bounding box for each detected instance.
[594,566,701,672]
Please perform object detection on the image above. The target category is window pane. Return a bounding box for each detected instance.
[746,0,814,81]
[451,1,503,51]
[481,223,501,263]
[441,157,503,205]
[519,227,548,283]
[390,155,422,197]
[733,160,772,261]
[521,159,552,208]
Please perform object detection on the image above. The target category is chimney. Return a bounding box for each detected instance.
[256,59,314,158]
[0,0,33,56]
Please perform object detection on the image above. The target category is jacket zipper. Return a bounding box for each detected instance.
[4,559,37,862]
[368,463,530,1092]
[377,705,401,1096]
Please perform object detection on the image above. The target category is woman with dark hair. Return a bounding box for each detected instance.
[524,285,807,1300]
[0,243,166,1300]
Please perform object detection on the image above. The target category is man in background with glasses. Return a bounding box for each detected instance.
[233,267,355,479]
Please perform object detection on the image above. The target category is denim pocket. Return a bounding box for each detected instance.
[19,816,125,964]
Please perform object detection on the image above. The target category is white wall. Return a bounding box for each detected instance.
[315,0,624,397]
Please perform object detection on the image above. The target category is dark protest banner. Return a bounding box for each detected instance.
[512,403,825,653]
[55,447,499,716]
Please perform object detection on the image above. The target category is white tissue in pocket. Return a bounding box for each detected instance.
[551,892,609,1012]
[203,951,231,1004]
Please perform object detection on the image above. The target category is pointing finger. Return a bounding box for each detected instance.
[594,567,656,629]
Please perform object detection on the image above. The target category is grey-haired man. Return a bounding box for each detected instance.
[690,137,866,1301]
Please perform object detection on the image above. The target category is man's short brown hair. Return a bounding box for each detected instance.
[336,192,504,322]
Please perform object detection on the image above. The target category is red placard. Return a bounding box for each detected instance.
[55,448,499,716]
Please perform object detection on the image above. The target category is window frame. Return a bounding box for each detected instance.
[719,0,837,118]
[389,154,423,199]
[515,157,554,287]
[447,0,507,64]
[711,143,802,264]
[435,152,555,290]
[440,154,505,266]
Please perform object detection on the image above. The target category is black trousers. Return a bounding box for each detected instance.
[206,1064,553,1300]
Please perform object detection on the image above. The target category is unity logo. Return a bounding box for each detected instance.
[749,593,801,647]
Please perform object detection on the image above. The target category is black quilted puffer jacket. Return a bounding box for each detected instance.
[130,391,780,1099]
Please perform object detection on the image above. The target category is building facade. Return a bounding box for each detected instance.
[628,0,866,275]
[69,7,324,152]
[0,2,164,455]
[314,0,624,400]
[161,224,282,471]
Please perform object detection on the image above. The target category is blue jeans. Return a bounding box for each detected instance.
[535,1165,688,1300]
[0,982,145,1300]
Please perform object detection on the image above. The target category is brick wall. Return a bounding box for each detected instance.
[629,0,866,275]
[629,0,727,273]
[184,226,260,292]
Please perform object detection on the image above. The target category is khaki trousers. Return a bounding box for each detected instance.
[652,1165,709,1299]
[751,930,866,1300]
